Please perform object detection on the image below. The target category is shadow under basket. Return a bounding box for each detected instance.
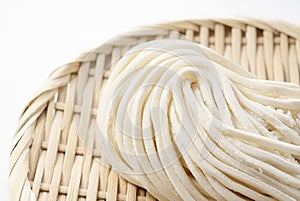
[9,18,300,201]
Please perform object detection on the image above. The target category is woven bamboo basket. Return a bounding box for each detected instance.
[9,18,300,201]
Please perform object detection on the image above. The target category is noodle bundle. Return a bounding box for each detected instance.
[97,39,300,201]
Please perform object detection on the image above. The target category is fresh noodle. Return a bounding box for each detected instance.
[97,39,300,201]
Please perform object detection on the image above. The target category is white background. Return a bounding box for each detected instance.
[1,0,299,200]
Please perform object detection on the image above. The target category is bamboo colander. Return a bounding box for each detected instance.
[9,18,300,201]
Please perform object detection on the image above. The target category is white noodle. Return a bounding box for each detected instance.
[97,39,300,201]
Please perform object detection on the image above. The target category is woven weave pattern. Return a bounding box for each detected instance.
[9,18,300,201]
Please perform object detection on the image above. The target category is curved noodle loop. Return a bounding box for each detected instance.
[97,39,300,201]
